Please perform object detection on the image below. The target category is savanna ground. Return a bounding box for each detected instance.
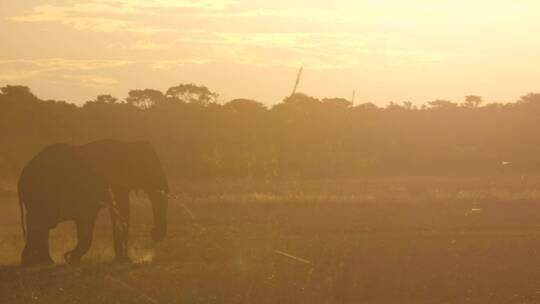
[2,174,540,303]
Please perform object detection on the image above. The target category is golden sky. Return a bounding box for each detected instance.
[1,0,540,105]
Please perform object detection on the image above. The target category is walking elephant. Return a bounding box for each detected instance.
[18,140,169,266]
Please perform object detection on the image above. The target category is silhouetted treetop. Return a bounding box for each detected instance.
[463,95,483,108]
[224,99,266,113]
[94,94,119,104]
[354,102,379,111]
[166,83,218,106]
[126,89,166,109]
[322,98,353,108]
[283,93,320,105]
[0,85,38,104]
[428,100,459,109]
[518,93,540,105]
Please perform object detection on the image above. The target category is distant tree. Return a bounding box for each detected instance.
[224,99,266,113]
[0,85,38,103]
[126,89,165,109]
[483,102,505,110]
[95,94,119,104]
[402,101,414,110]
[283,93,321,106]
[84,94,120,108]
[386,101,405,111]
[166,83,218,105]
[463,95,483,108]
[355,102,379,111]
[518,93,540,104]
[428,100,458,109]
[322,98,353,108]
[277,93,323,117]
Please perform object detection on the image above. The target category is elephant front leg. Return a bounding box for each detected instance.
[64,212,98,264]
[21,224,54,267]
[110,188,131,262]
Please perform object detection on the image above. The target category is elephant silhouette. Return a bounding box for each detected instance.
[18,140,169,266]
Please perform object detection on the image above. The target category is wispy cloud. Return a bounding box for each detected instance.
[182,7,350,23]
[177,32,369,49]
[0,59,132,86]
[9,4,175,34]
[0,58,134,70]
[171,31,371,69]
[172,31,447,70]
[0,70,42,81]
[151,58,210,69]
[8,0,241,34]
[62,74,119,89]
[94,0,240,11]
[106,40,173,50]
[134,40,172,50]
[0,56,213,81]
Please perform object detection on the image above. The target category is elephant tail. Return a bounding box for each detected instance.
[18,190,26,240]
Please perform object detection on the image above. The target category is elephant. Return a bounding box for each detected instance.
[18,140,169,266]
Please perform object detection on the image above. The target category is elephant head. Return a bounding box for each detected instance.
[77,140,169,242]
[134,141,169,241]
[119,141,169,242]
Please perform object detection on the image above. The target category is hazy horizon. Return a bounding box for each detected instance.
[2,0,540,105]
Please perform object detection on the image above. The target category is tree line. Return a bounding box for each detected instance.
[1,84,540,179]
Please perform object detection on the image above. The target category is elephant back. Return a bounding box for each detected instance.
[19,143,110,224]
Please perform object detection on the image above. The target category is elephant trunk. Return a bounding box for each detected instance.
[148,188,168,242]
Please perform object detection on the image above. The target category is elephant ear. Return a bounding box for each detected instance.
[70,149,112,205]
[131,141,168,192]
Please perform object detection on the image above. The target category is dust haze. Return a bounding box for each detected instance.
[3,1,540,303]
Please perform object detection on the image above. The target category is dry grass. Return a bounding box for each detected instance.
[2,175,540,303]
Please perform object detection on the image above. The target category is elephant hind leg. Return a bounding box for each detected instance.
[64,213,98,264]
[21,225,53,267]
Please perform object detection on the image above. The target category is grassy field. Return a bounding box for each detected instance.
[2,175,540,303]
